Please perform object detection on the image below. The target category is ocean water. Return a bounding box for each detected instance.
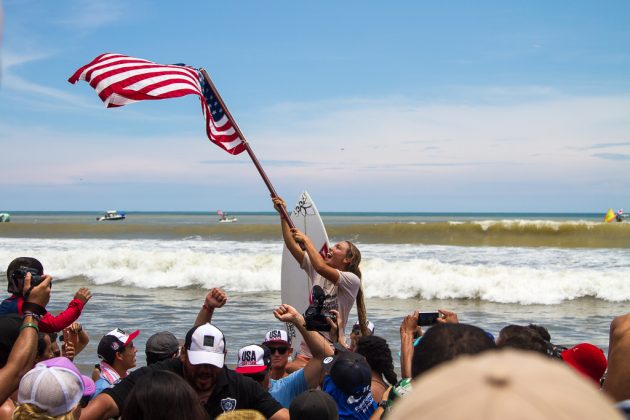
[1,211,629,369]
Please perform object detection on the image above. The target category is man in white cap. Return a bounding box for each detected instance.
[82,322,288,419]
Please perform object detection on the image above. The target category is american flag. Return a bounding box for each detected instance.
[68,53,246,155]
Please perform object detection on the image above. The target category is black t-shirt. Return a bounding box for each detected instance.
[103,359,282,419]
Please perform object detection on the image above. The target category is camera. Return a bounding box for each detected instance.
[546,342,568,359]
[304,285,334,331]
[11,266,44,289]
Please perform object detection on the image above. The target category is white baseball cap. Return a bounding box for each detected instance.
[263,329,291,346]
[184,323,226,367]
[18,360,90,416]
[236,344,271,374]
[352,320,375,334]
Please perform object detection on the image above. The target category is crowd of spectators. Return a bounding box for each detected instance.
[1,256,629,419]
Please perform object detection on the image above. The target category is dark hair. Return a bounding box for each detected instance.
[6,257,44,295]
[121,370,208,420]
[412,323,496,378]
[146,351,178,366]
[0,314,22,368]
[497,325,548,355]
[36,333,48,358]
[355,335,398,386]
[527,324,551,342]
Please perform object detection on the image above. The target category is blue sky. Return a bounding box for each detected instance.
[1,0,629,212]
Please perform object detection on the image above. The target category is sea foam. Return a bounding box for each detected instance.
[0,238,628,305]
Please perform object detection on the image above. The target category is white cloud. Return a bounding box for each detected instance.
[252,92,630,186]
[54,0,126,31]
[2,88,629,210]
[1,50,101,109]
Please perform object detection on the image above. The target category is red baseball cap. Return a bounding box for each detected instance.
[561,343,607,384]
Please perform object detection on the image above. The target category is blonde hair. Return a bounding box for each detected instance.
[216,410,265,420]
[12,403,76,420]
[344,241,369,337]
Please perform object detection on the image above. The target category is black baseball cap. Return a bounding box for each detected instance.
[322,351,372,396]
[6,257,44,295]
[290,389,338,420]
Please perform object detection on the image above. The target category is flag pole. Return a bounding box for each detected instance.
[199,68,296,229]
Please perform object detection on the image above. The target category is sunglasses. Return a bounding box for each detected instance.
[268,347,288,355]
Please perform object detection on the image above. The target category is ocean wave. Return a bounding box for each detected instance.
[361,258,630,304]
[470,219,600,231]
[2,220,628,248]
[1,238,628,305]
[329,221,629,248]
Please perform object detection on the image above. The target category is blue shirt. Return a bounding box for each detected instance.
[0,296,18,316]
[93,377,115,397]
[323,376,377,420]
[269,368,308,408]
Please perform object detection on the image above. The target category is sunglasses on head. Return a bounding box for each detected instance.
[268,347,288,355]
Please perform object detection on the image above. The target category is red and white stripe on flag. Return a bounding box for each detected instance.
[68,53,246,155]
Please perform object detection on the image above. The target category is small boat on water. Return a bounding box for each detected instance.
[0,213,10,223]
[97,210,126,222]
[217,210,237,223]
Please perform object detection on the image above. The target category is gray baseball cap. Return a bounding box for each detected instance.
[145,332,179,355]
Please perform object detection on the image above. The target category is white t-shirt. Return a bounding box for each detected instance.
[299,252,361,356]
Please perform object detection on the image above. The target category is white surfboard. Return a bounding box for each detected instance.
[280,191,330,355]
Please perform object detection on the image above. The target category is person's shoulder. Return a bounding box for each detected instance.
[338,270,361,288]
[93,377,110,395]
[228,368,273,393]
[0,398,16,419]
[150,357,183,373]
[225,367,254,386]
[285,367,306,382]
[0,295,19,315]
[271,368,303,386]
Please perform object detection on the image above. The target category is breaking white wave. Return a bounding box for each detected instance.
[468,219,600,231]
[0,238,628,305]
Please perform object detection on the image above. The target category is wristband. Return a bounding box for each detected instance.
[20,322,39,333]
[23,311,43,322]
[22,302,47,316]
[203,304,213,312]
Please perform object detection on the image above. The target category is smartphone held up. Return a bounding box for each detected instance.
[417,311,440,326]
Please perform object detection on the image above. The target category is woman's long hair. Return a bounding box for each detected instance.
[344,241,369,337]
[356,335,398,386]
[121,370,208,420]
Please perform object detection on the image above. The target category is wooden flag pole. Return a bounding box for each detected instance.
[199,68,296,229]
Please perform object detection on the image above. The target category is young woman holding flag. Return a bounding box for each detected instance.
[272,197,369,371]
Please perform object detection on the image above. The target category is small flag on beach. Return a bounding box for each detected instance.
[68,53,246,155]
